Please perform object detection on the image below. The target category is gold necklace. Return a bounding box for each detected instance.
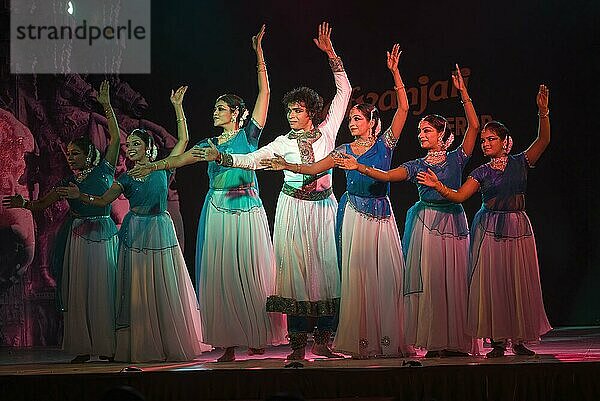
[219,129,240,143]
[489,156,508,171]
[354,136,375,147]
[425,150,446,165]
[74,166,94,183]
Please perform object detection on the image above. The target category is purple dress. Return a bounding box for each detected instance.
[467,152,551,342]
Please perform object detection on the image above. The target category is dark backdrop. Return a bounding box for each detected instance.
[3,0,599,330]
[133,0,598,326]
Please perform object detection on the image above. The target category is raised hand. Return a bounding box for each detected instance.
[129,161,153,179]
[192,139,220,162]
[416,169,440,188]
[332,153,358,170]
[97,80,111,107]
[452,64,467,92]
[536,84,549,112]
[252,24,266,54]
[56,182,80,199]
[2,194,26,208]
[170,86,188,107]
[386,43,402,73]
[313,22,334,55]
[260,154,287,171]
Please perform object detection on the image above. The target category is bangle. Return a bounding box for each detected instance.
[163,159,170,170]
[393,86,405,91]
[89,195,95,203]
[328,56,344,73]
[538,109,550,118]
[176,117,186,123]
[438,183,451,197]
[152,163,158,171]
[461,98,472,104]
[257,60,267,73]
[294,164,302,174]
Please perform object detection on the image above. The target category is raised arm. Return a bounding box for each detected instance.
[332,153,409,182]
[417,168,479,202]
[260,153,335,175]
[387,44,409,139]
[169,86,190,157]
[251,25,269,128]
[454,64,480,156]
[314,22,352,140]
[98,80,120,167]
[524,84,550,165]
[2,190,61,211]
[56,181,123,207]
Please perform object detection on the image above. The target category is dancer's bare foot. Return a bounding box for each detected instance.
[485,346,505,358]
[217,347,235,362]
[286,348,306,360]
[311,344,343,358]
[70,354,90,363]
[512,343,535,356]
[247,347,265,356]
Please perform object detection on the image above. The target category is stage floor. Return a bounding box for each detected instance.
[2,326,600,401]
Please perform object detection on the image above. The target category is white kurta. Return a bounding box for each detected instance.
[228,68,351,316]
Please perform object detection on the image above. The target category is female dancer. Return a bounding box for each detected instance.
[417,85,552,357]
[129,25,285,362]
[3,81,119,363]
[61,86,209,362]
[262,44,409,358]
[334,65,480,357]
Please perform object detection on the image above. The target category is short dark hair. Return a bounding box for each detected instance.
[282,87,323,125]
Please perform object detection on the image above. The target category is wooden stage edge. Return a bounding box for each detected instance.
[1,326,600,401]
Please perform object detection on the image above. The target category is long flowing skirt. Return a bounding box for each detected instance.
[198,201,286,348]
[333,203,408,357]
[61,218,118,357]
[467,210,552,342]
[267,192,340,316]
[403,205,472,353]
[114,212,210,362]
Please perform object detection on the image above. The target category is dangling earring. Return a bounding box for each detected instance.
[85,155,92,167]
[145,148,151,158]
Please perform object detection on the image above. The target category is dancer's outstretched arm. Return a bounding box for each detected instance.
[169,85,190,157]
[2,190,61,211]
[56,181,123,208]
[417,168,479,203]
[524,84,551,166]
[98,80,121,167]
[333,153,409,182]
[387,43,409,139]
[251,24,269,130]
[454,64,480,156]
